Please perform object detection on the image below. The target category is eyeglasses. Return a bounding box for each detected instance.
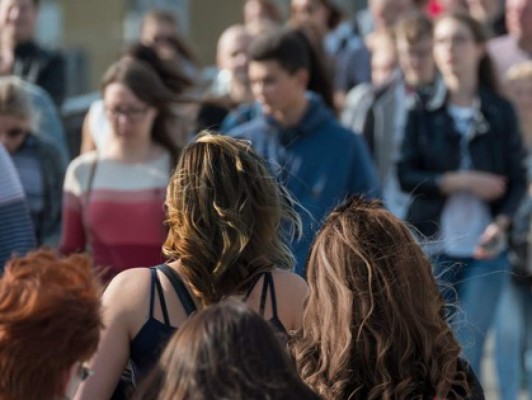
[78,364,93,382]
[105,106,149,121]
[0,128,29,139]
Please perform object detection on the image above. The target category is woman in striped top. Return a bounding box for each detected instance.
[60,58,185,281]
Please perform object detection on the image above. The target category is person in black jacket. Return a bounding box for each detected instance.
[397,12,526,378]
[0,0,65,105]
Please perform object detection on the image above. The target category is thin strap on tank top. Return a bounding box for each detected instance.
[265,272,279,318]
[245,271,280,321]
[149,267,171,325]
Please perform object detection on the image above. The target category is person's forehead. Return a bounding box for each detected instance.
[220,32,250,54]
[397,36,433,49]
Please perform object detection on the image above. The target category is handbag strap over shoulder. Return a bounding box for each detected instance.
[156,264,197,316]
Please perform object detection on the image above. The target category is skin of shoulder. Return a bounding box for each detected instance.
[269,269,308,331]
[75,268,152,400]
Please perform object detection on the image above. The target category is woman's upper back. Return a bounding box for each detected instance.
[109,263,307,378]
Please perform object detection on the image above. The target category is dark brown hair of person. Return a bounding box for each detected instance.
[250,27,311,74]
[395,11,434,44]
[122,42,194,95]
[162,133,301,306]
[134,300,320,400]
[287,22,335,110]
[102,58,185,165]
[0,249,102,400]
[436,12,500,94]
[292,197,471,400]
[141,10,200,67]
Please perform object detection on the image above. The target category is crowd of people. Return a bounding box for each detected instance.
[0,0,531,399]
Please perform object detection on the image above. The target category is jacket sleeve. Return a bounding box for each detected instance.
[497,103,527,219]
[397,108,445,196]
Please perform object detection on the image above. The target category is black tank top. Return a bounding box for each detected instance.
[129,265,287,379]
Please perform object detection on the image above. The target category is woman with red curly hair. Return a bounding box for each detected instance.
[0,249,103,400]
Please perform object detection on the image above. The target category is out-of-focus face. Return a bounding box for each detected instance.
[397,36,435,87]
[433,17,483,82]
[371,47,398,86]
[217,29,252,83]
[0,114,30,153]
[506,0,532,42]
[508,77,532,118]
[370,0,412,30]
[140,19,179,61]
[0,0,37,44]
[103,82,157,145]
[249,60,306,117]
[291,0,329,33]
[244,0,273,26]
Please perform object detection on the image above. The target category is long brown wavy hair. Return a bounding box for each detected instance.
[162,132,300,306]
[292,197,471,399]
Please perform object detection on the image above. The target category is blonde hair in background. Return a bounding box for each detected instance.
[0,76,37,131]
[292,197,471,400]
[163,132,301,306]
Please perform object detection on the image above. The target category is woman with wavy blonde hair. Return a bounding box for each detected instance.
[76,132,307,400]
[292,197,484,400]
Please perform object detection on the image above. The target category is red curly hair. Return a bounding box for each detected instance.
[0,249,103,400]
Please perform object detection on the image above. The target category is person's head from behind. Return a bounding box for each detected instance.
[433,12,498,93]
[248,28,310,117]
[120,42,193,95]
[294,197,471,399]
[136,300,319,400]
[0,249,102,400]
[216,24,253,84]
[163,133,299,306]
[505,60,532,122]
[369,29,398,87]
[506,0,532,44]
[101,58,182,158]
[395,12,435,87]
[0,0,39,44]
[0,76,34,154]
[290,0,342,35]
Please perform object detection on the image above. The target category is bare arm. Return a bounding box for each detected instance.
[75,269,149,400]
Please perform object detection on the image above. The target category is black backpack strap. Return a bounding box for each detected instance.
[156,264,197,316]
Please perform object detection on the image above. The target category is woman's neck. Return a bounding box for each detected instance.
[105,139,161,163]
[446,74,477,107]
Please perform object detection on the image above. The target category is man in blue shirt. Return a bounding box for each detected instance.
[229,28,379,275]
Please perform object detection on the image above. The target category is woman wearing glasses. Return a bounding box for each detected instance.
[60,58,184,281]
[0,76,65,247]
[0,249,102,400]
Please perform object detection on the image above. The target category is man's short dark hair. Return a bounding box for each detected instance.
[249,28,310,74]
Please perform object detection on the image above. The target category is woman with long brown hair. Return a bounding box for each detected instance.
[75,133,307,400]
[292,197,484,399]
